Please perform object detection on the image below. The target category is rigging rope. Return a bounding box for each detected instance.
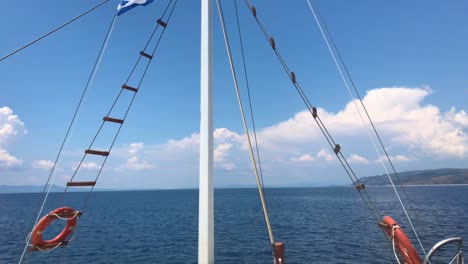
[215,0,279,262]
[233,0,266,189]
[305,0,428,257]
[19,13,119,264]
[54,2,179,263]
[21,1,179,262]
[72,0,177,227]
[0,0,112,62]
[242,0,383,224]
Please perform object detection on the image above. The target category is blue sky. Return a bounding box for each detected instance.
[0,0,467,189]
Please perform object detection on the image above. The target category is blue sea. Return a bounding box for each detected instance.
[1,186,467,263]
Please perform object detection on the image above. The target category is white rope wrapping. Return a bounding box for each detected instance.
[392,225,402,264]
[50,211,80,221]
[31,242,64,253]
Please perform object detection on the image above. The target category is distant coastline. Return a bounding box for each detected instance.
[358,168,468,186]
[2,168,467,193]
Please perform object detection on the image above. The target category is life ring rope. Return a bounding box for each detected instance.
[49,210,81,221]
[31,242,65,253]
[380,216,422,264]
[391,225,402,264]
[29,207,81,252]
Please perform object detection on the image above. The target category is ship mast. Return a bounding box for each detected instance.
[198,0,214,263]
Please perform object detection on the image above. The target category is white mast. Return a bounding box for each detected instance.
[198,0,214,263]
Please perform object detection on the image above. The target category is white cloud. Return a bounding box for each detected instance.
[129,142,144,154]
[214,128,244,142]
[166,134,199,150]
[0,106,26,145]
[124,142,154,171]
[355,88,467,157]
[106,85,466,185]
[293,149,337,163]
[32,160,54,170]
[317,149,335,161]
[375,154,411,163]
[257,87,467,158]
[0,106,26,170]
[32,87,462,188]
[0,149,23,169]
[81,162,101,170]
[126,156,153,171]
[71,162,101,171]
[214,143,237,170]
[393,155,410,162]
[349,154,369,164]
[214,143,232,162]
[446,108,468,127]
[292,154,315,162]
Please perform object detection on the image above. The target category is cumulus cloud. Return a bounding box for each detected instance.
[32,160,54,170]
[292,154,315,162]
[0,149,23,169]
[0,106,26,143]
[446,108,468,127]
[166,134,199,150]
[124,142,153,171]
[214,143,237,171]
[0,106,26,170]
[317,149,335,161]
[74,162,101,171]
[214,143,232,162]
[375,154,411,163]
[67,87,465,187]
[257,87,467,158]
[293,149,336,163]
[349,154,369,164]
[110,87,464,182]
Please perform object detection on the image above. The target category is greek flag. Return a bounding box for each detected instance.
[117,0,154,15]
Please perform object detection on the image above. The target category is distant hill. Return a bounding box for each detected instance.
[359,168,468,186]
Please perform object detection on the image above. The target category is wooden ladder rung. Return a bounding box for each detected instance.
[85,149,109,156]
[140,51,153,60]
[103,116,124,124]
[67,181,96,187]
[122,84,138,92]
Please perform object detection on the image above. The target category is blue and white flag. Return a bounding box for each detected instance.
[117,0,154,15]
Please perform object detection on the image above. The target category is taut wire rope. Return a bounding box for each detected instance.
[0,0,113,62]
[233,0,266,189]
[215,0,280,262]
[19,13,119,264]
[242,0,383,224]
[81,0,179,212]
[305,0,428,257]
[54,1,179,263]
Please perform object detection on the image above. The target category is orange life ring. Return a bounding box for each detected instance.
[381,216,422,264]
[31,207,79,247]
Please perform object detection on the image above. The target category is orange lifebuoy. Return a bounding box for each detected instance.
[31,207,79,247]
[381,216,422,264]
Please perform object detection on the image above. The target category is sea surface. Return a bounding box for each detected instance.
[1,186,467,263]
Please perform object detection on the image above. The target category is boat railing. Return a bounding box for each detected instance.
[423,237,463,264]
